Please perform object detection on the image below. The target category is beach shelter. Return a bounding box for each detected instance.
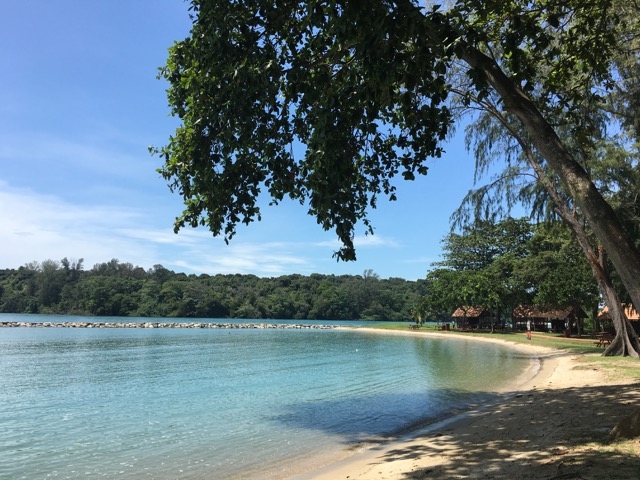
[451,306,493,330]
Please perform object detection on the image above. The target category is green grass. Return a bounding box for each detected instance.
[578,355,640,381]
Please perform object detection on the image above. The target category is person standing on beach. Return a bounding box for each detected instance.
[526,320,532,340]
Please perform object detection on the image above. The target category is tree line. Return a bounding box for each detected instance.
[0,262,426,320]
[0,217,604,323]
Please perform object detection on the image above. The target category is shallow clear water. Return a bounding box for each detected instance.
[0,315,531,479]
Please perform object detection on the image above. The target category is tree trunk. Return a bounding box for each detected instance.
[558,220,639,356]
[490,308,495,333]
[598,247,640,357]
[395,0,640,352]
[607,406,640,441]
[458,46,640,318]
[541,174,640,356]
[494,114,640,356]
[592,303,601,333]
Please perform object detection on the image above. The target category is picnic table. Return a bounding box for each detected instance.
[594,333,614,347]
[408,324,421,330]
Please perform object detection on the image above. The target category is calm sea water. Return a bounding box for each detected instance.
[0,315,532,480]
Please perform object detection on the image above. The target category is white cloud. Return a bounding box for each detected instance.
[0,183,321,276]
[118,227,205,246]
[167,240,313,276]
[0,182,155,268]
[355,234,400,248]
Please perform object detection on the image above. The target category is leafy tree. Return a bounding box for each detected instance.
[57,258,84,313]
[78,275,140,316]
[148,264,175,285]
[158,279,189,317]
[306,277,360,319]
[590,143,640,255]
[424,218,603,336]
[0,267,35,313]
[520,224,599,314]
[423,268,478,322]
[234,301,262,319]
[135,279,163,317]
[436,218,532,272]
[36,260,65,311]
[0,257,478,321]
[61,257,84,282]
[154,0,640,322]
[606,0,640,141]
[425,218,533,327]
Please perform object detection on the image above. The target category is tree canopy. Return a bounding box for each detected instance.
[154,0,640,318]
[422,218,599,328]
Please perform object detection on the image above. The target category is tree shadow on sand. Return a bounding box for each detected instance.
[378,382,640,479]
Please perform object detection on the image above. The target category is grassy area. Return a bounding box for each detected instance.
[361,322,604,351]
[580,355,640,382]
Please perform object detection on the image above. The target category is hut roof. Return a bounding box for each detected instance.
[598,304,640,322]
[512,305,587,320]
[451,306,491,318]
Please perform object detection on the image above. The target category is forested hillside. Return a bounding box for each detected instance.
[0,260,425,320]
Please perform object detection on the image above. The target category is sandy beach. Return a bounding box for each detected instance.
[290,328,640,480]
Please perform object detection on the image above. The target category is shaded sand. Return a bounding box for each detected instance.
[290,328,640,480]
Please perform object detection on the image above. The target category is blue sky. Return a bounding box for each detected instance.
[0,1,481,280]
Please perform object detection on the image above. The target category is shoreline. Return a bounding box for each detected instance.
[288,327,640,480]
[230,326,542,480]
[336,327,548,391]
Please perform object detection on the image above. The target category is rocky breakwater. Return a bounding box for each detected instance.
[0,321,337,330]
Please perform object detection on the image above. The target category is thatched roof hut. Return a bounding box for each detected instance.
[451,306,493,329]
[598,304,640,334]
[598,304,640,321]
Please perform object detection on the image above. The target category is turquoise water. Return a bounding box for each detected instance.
[0,315,531,479]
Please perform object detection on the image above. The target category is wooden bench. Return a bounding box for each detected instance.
[408,324,421,330]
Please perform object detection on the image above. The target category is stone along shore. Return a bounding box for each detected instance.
[0,321,337,329]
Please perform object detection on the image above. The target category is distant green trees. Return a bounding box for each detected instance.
[0,261,426,320]
[0,220,603,324]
